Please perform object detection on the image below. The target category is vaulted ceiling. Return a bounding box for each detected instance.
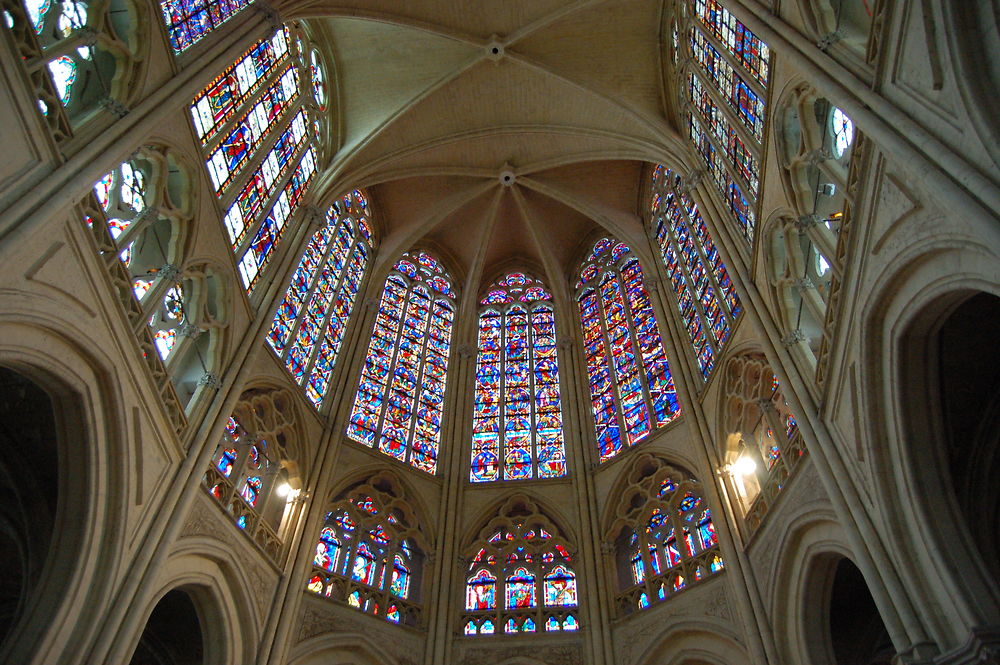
[282,0,689,295]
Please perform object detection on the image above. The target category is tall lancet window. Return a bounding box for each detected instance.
[471,272,567,483]
[680,0,771,243]
[159,0,253,53]
[189,27,321,292]
[651,165,741,379]
[267,191,373,407]
[577,239,681,463]
[347,251,456,474]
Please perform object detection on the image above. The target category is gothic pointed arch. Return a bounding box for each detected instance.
[346,249,457,474]
[576,236,681,463]
[461,494,580,636]
[471,270,567,482]
[204,385,304,560]
[604,453,724,615]
[267,189,375,407]
[306,470,432,628]
[717,351,806,533]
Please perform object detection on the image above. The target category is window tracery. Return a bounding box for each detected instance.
[267,190,373,407]
[720,354,806,532]
[346,250,456,474]
[2,0,141,140]
[82,147,226,424]
[190,27,321,293]
[608,454,724,615]
[204,388,301,560]
[307,473,427,627]
[771,88,860,373]
[650,165,741,380]
[462,497,579,635]
[471,272,567,483]
[679,0,770,244]
[576,238,680,463]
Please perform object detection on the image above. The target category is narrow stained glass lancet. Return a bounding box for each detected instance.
[650,165,741,380]
[471,272,567,483]
[267,190,374,407]
[577,239,680,462]
[346,251,456,474]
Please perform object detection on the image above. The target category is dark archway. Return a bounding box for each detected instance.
[0,366,60,648]
[129,588,205,665]
[828,558,895,665]
[937,293,1000,582]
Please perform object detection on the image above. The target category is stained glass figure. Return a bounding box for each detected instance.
[309,49,327,110]
[466,570,496,610]
[190,30,291,144]
[650,165,741,379]
[191,28,320,294]
[159,0,254,53]
[462,516,579,637]
[346,251,455,474]
[471,272,566,482]
[693,0,769,86]
[267,191,373,407]
[543,566,577,607]
[577,238,680,462]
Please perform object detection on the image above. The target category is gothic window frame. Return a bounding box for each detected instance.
[650,165,742,381]
[461,496,580,636]
[346,250,457,475]
[157,0,253,54]
[607,454,725,616]
[470,271,568,483]
[267,189,375,408]
[306,472,429,628]
[678,0,771,245]
[770,85,862,374]
[204,387,303,560]
[188,26,322,294]
[576,237,681,464]
[719,353,806,533]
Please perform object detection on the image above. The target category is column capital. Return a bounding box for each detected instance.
[456,344,477,359]
[101,97,129,118]
[198,372,222,389]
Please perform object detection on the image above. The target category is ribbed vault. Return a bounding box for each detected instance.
[276,0,691,287]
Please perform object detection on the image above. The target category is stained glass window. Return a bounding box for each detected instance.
[267,191,374,407]
[650,165,741,379]
[682,1,769,244]
[471,272,567,483]
[346,251,456,474]
[463,514,578,636]
[615,467,723,614]
[693,0,769,86]
[190,30,291,145]
[830,107,854,159]
[307,489,424,626]
[191,27,320,294]
[159,0,253,53]
[576,238,680,463]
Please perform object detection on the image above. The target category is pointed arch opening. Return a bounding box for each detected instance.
[471,271,567,482]
[576,237,681,463]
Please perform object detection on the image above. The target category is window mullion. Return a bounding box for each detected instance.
[690,20,766,100]
[594,276,630,452]
[373,280,408,443]
[619,270,657,427]
[684,63,760,154]
[279,229,334,366]
[688,112,759,205]
[404,291,435,464]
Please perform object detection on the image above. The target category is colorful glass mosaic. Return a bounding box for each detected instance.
[160,0,254,53]
[577,238,680,462]
[346,251,456,474]
[693,0,769,86]
[651,165,741,379]
[190,30,290,144]
[236,146,318,290]
[267,191,373,407]
[471,272,566,482]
